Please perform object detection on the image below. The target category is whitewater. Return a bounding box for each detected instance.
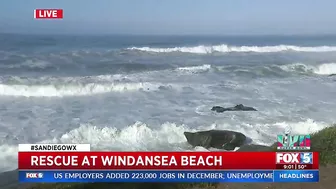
[127,44,336,54]
[0,34,336,172]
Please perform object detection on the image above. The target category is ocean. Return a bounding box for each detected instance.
[0,34,336,172]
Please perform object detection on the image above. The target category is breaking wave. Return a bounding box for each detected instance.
[0,119,328,172]
[0,82,175,97]
[0,62,333,98]
[280,63,336,75]
[127,44,336,54]
[174,62,336,76]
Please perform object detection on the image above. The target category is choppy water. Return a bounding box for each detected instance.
[0,34,336,172]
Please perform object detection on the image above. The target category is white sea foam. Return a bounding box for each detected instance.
[273,119,327,135]
[0,82,174,97]
[0,144,18,172]
[280,62,336,75]
[176,64,212,73]
[0,122,196,172]
[0,61,333,98]
[127,44,336,54]
[175,62,336,76]
[313,63,336,75]
[0,74,136,85]
[0,119,329,172]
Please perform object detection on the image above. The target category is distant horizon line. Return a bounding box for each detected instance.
[1,32,336,37]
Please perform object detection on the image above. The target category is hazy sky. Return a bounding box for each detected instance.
[1,0,336,35]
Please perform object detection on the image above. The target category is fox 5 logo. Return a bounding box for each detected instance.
[26,173,43,178]
[300,152,313,164]
[276,152,313,164]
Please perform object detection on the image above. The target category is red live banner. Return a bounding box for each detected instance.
[18,152,319,170]
[34,9,63,19]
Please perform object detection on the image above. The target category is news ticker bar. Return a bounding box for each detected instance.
[19,170,319,183]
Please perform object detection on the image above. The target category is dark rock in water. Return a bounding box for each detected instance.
[328,74,336,77]
[211,106,226,112]
[184,130,246,150]
[211,104,257,113]
[236,144,272,152]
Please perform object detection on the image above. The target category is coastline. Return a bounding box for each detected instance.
[1,125,334,189]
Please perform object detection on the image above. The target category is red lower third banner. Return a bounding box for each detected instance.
[18,152,319,170]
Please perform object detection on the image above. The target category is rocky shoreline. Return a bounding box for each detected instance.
[0,125,335,189]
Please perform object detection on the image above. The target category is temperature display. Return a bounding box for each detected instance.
[276,164,312,170]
